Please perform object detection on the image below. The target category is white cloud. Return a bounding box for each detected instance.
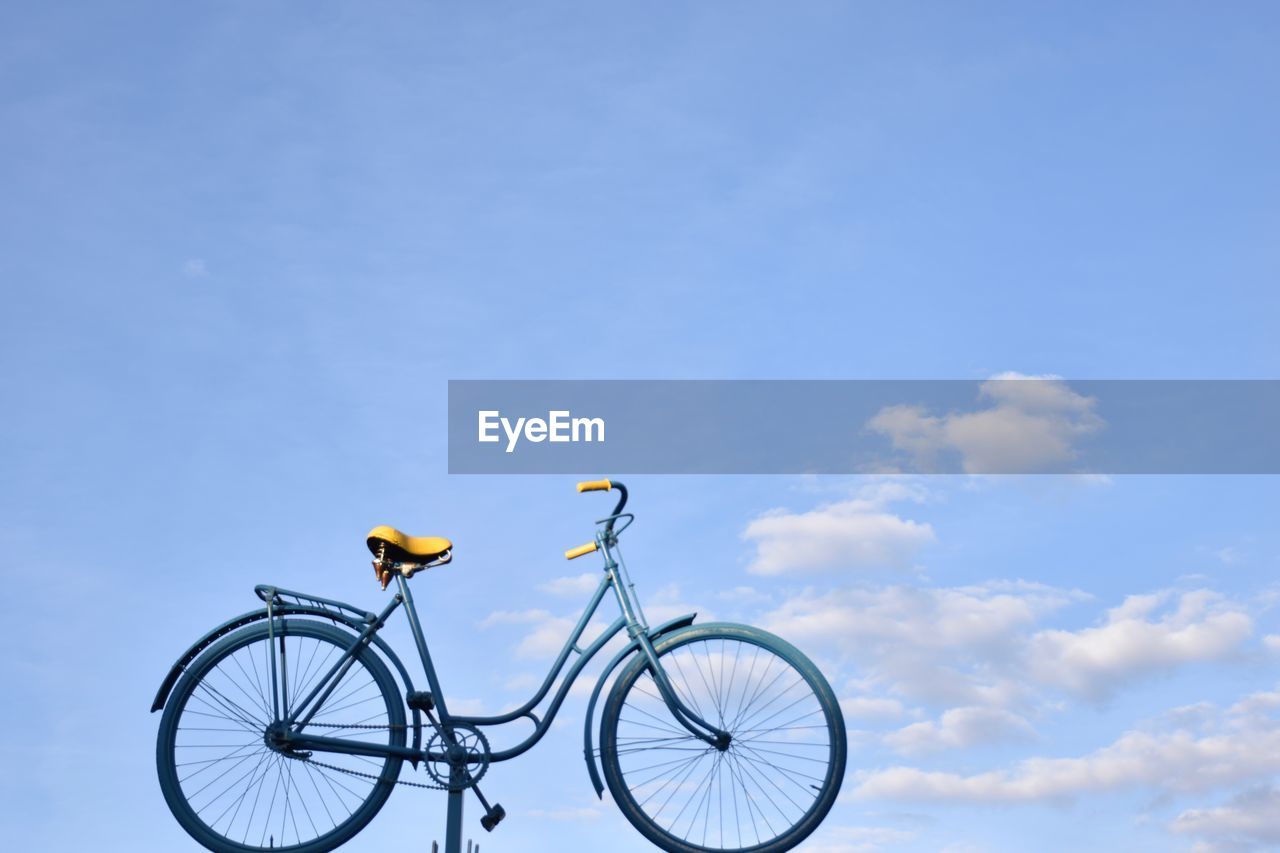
[480,607,605,659]
[514,614,611,660]
[1262,635,1280,654]
[525,806,605,821]
[444,697,487,715]
[743,482,935,575]
[885,706,1035,755]
[761,580,1084,705]
[503,673,541,692]
[718,585,773,605]
[867,374,1104,473]
[537,573,601,597]
[1028,590,1252,699]
[1173,786,1280,850]
[182,257,209,278]
[1214,546,1244,565]
[762,583,1253,707]
[479,608,553,627]
[841,696,908,724]
[482,587,705,662]
[855,687,1280,802]
[802,825,916,853]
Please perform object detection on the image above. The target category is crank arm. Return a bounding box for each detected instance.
[472,784,505,832]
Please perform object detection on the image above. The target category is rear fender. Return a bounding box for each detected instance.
[150,605,423,755]
[582,613,696,798]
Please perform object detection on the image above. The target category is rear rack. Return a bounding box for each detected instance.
[255,584,378,624]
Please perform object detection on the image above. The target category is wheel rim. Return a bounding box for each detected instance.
[610,634,838,851]
[162,623,402,851]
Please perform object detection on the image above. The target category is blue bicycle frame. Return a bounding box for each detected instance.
[150,503,727,796]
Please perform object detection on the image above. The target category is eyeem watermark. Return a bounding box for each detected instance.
[450,379,1280,473]
[478,410,605,453]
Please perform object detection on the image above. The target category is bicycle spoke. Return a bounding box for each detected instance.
[729,644,762,728]
[189,747,270,807]
[178,741,262,784]
[192,682,263,733]
[215,749,272,834]
[610,635,836,851]
[630,750,711,792]
[166,624,400,851]
[668,752,718,839]
[735,741,827,787]
[730,746,798,822]
[292,642,339,712]
[728,748,778,837]
[734,677,808,734]
[667,653,711,722]
[231,648,272,721]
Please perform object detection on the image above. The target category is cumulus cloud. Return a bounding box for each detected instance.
[1172,786,1280,850]
[526,806,605,821]
[1028,590,1252,699]
[513,614,611,659]
[479,608,553,627]
[481,586,705,661]
[537,573,601,597]
[867,373,1104,473]
[802,825,916,853]
[743,482,935,575]
[480,608,607,659]
[718,585,773,605]
[841,696,909,724]
[761,580,1085,706]
[762,583,1252,708]
[855,688,1280,803]
[885,706,1035,755]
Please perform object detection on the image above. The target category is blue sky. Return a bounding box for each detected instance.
[2,2,1278,851]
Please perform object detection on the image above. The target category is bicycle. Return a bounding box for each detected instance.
[153,480,847,853]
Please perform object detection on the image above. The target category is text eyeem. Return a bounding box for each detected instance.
[478,410,605,453]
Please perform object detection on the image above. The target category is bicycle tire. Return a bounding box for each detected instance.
[600,623,846,853]
[156,619,405,853]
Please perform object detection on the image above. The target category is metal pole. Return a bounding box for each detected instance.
[444,766,465,853]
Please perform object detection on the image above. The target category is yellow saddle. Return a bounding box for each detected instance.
[366,525,453,564]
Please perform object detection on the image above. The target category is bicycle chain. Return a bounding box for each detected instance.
[292,721,474,792]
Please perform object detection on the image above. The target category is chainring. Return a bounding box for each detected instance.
[424,723,490,791]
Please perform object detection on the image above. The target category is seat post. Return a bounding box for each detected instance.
[394,573,453,719]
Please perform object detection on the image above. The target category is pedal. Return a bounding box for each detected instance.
[406,691,435,712]
[480,803,505,832]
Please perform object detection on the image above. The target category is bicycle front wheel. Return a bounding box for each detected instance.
[600,623,846,853]
[156,618,406,853]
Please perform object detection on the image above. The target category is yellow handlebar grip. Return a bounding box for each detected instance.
[576,479,612,493]
[565,542,599,560]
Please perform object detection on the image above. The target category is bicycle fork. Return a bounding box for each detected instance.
[604,539,733,751]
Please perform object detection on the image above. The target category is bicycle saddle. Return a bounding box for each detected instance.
[366,525,453,564]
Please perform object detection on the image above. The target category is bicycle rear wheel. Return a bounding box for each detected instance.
[600,623,846,853]
[156,619,405,853]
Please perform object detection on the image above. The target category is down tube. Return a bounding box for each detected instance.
[449,572,615,726]
[457,614,626,762]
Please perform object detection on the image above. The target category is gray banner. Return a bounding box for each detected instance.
[447,379,1280,474]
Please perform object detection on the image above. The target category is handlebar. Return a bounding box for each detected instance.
[565,478,630,559]
[564,541,598,560]
[580,478,628,526]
